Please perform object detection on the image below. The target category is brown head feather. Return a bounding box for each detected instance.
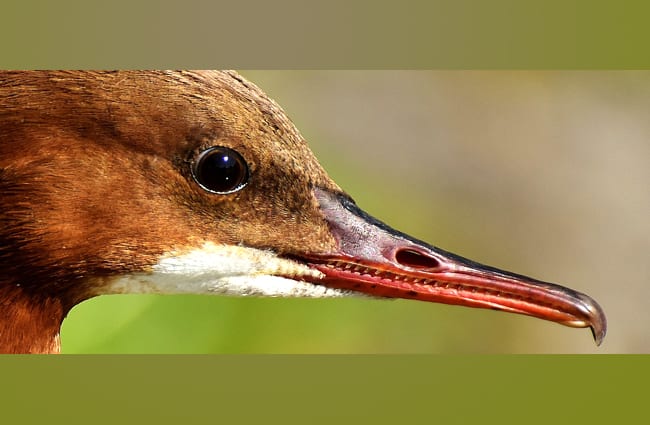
[0,71,342,352]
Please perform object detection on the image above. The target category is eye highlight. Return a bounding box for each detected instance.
[191,146,249,194]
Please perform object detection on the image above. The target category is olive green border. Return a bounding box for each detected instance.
[1,1,645,423]
[2,0,649,68]
[0,355,645,423]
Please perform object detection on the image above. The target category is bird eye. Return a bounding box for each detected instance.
[191,146,249,194]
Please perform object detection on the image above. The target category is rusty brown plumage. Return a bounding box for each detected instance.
[0,71,342,353]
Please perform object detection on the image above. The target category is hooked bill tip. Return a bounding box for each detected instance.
[591,326,605,346]
[589,311,607,346]
[576,293,607,346]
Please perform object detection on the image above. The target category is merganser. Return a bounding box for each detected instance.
[0,70,606,354]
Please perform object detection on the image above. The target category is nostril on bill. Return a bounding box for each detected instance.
[394,248,440,270]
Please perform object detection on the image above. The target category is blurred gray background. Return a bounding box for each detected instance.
[62,71,649,353]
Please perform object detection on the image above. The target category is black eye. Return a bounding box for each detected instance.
[191,146,249,194]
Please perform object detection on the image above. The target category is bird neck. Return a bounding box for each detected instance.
[0,285,65,354]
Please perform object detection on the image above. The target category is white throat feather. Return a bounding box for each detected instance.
[102,243,357,298]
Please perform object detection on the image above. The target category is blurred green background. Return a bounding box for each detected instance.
[60,71,649,353]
